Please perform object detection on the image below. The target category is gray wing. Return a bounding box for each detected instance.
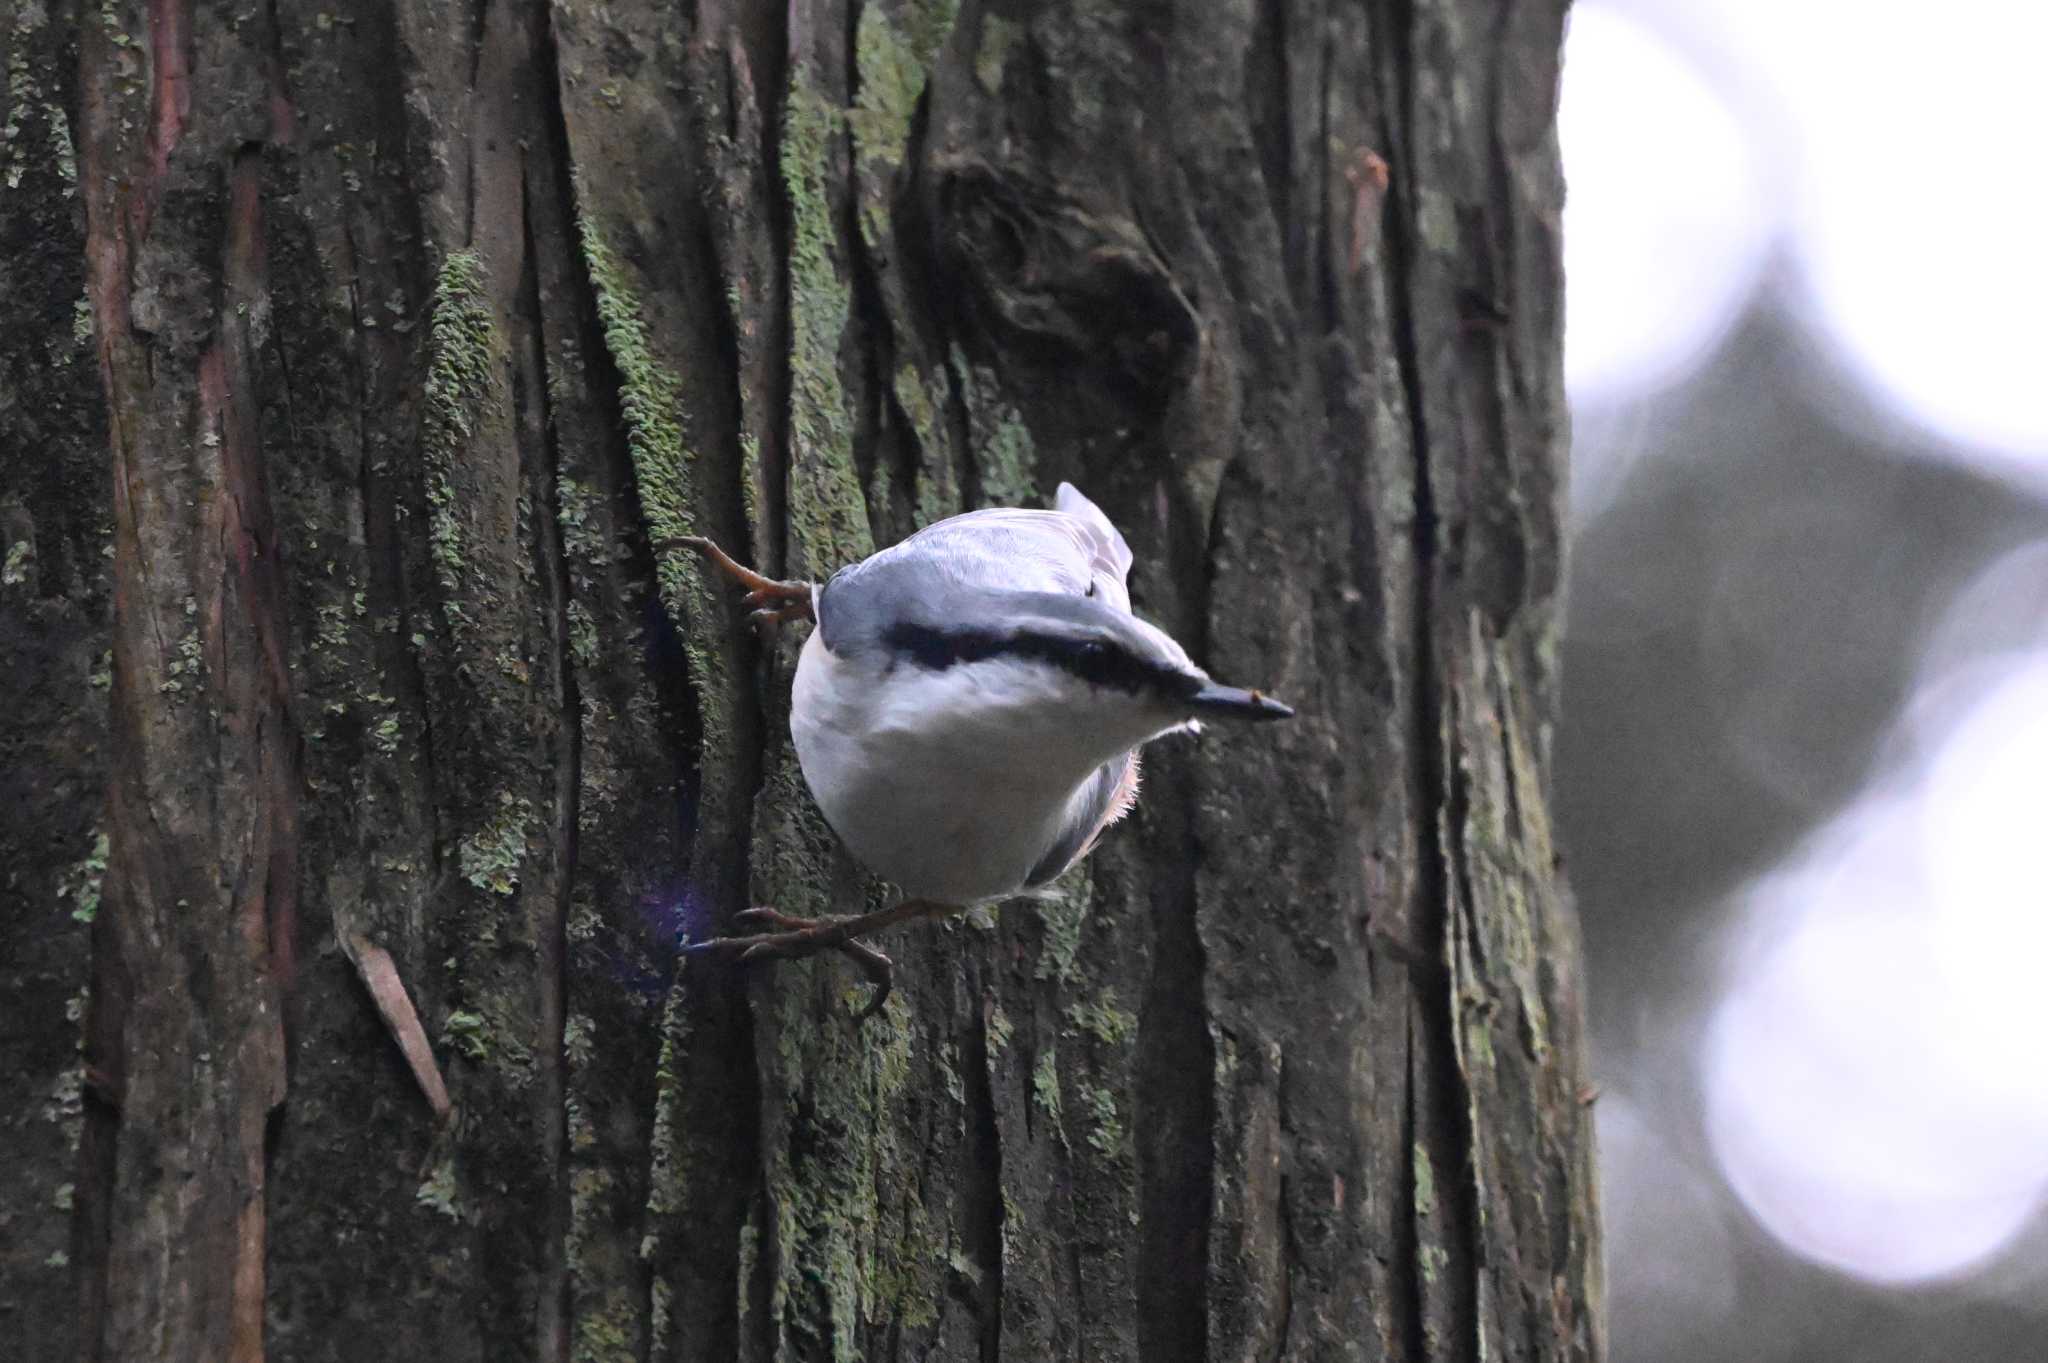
[881,482,1131,607]
[1024,749,1141,888]
[818,482,1135,654]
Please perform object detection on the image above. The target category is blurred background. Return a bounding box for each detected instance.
[1553,2,2048,1359]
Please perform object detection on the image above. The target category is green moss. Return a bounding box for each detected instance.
[47,101,75,184]
[1064,990,1136,1048]
[554,475,609,570]
[416,1154,462,1220]
[1000,1191,1023,1266]
[60,829,108,924]
[2,539,29,585]
[1464,1009,1497,1071]
[370,707,402,756]
[939,1041,964,1105]
[734,1206,759,1296]
[575,205,735,776]
[845,5,960,528]
[0,7,56,194]
[781,80,873,574]
[1033,882,1088,985]
[645,974,693,1219]
[649,1279,673,1355]
[443,989,536,1089]
[751,883,942,1358]
[745,58,977,1336]
[953,348,1037,508]
[849,0,957,163]
[901,0,961,62]
[564,1012,597,1070]
[567,1151,638,1363]
[458,791,535,895]
[572,1307,634,1363]
[1081,1083,1123,1156]
[1413,1144,1437,1217]
[43,990,87,1162]
[848,9,923,172]
[738,429,764,534]
[893,364,958,527]
[1031,1049,1063,1127]
[566,600,599,668]
[444,1009,489,1061]
[422,250,495,616]
[866,1200,943,1331]
[157,595,204,698]
[974,16,1020,92]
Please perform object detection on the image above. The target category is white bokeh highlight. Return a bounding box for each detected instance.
[1559,6,1775,405]
[1797,5,2048,466]
[1693,0,2048,472]
[1705,658,2048,1283]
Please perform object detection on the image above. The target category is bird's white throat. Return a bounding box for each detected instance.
[789,630,1173,903]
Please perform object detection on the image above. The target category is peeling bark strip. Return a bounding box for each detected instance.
[77,3,295,1359]
[27,1,1596,1360]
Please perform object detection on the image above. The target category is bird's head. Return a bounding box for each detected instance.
[877,590,1292,764]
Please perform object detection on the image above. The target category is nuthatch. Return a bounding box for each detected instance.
[670,483,1292,1018]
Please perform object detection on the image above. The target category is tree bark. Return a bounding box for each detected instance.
[0,0,1596,1359]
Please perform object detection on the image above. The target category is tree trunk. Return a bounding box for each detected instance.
[0,0,1596,1359]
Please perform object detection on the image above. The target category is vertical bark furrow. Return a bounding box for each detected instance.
[1135,760,1215,1363]
[515,161,576,1363]
[963,962,1007,1363]
[547,3,762,1356]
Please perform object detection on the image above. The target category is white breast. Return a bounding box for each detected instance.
[789,631,1111,903]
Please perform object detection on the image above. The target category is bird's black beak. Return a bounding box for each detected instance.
[1189,681,1295,721]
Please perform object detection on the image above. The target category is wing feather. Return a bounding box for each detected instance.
[1023,749,1141,887]
[869,484,1130,606]
[818,484,1138,654]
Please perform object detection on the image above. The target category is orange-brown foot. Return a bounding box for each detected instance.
[656,535,815,626]
[683,907,898,1024]
[683,900,961,1024]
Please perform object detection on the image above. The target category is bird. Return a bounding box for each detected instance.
[667,483,1292,1019]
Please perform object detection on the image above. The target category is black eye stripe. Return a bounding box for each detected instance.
[884,622,1185,695]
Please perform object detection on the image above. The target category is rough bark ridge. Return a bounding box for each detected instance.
[0,0,1596,1359]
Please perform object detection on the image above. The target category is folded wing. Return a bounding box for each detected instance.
[818,484,1137,654]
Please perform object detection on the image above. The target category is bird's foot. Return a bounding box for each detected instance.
[684,907,898,1024]
[654,535,815,626]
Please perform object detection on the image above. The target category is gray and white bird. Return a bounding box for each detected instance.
[673,483,1291,1015]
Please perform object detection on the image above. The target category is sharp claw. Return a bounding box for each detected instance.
[835,941,895,1025]
[852,975,894,1027]
[837,941,891,980]
[680,930,775,957]
[748,602,810,629]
